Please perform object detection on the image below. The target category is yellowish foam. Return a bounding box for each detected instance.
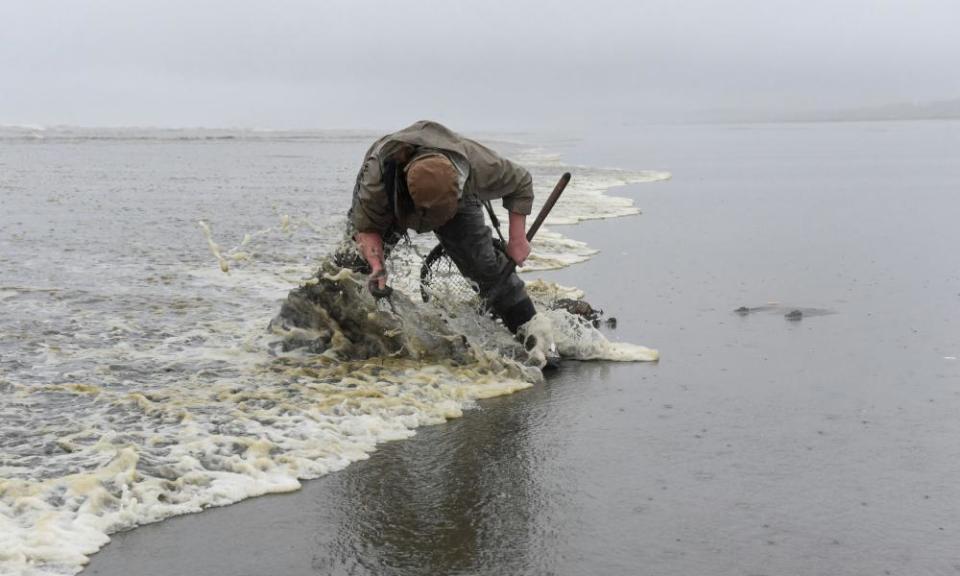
[0,354,534,576]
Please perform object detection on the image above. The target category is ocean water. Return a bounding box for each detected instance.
[81,119,960,576]
[0,126,663,575]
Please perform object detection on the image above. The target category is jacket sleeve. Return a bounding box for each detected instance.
[350,157,393,234]
[499,162,534,215]
[466,139,535,215]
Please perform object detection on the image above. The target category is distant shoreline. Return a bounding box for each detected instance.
[685,98,960,125]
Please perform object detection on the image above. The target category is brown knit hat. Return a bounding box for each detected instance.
[404,154,459,231]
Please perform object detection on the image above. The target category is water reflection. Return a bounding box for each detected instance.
[311,374,573,575]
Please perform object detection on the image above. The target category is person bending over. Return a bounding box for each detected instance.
[336,120,537,333]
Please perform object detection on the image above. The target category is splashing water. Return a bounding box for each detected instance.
[0,252,657,576]
[0,127,662,576]
[0,268,541,576]
[270,257,659,365]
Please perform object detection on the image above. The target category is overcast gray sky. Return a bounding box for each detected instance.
[2,0,958,130]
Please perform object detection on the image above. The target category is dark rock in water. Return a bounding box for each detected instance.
[543,355,562,371]
[553,298,603,322]
[736,304,832,320]
[605,317,618,329]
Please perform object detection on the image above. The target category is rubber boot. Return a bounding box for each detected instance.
[500,297,536,334]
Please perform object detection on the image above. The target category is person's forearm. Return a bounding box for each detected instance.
[505,211,531,266]
[355,231,385,272]
[508,211,526,242]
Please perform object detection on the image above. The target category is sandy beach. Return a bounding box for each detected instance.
[83,121,960,575]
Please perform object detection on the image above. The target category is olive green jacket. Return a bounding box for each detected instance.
[351,120,534,234]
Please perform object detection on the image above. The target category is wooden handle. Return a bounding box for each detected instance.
[526,172,571,242]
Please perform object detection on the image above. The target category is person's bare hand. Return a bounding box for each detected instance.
[355,231,392,297]
[506,237,531,266]
[367,269,392,298]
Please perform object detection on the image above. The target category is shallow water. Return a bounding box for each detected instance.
[84,119,960,576]
[0,126,661,575]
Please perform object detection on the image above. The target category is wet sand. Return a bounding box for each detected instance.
[85,121,960,575]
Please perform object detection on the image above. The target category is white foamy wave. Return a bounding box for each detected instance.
[0,355,533,576]
[518,165,669,272]
[541,309,659,361]
[524,229,597,271]
[517,310,658,367]
[524,278,585,301]
[540,168,671,226]
[0,130,665,576]
[504,147,671,272]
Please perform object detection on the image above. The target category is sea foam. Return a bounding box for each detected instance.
[0,131,663,576]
